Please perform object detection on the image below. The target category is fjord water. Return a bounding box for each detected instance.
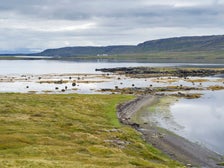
[149,90,224,155]
[0,59,224,75]
[170,90,224,155]
[1,59,224,94]
[0,60,180,75]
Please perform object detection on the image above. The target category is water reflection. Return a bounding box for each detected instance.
[0,73,223,94]
[166,90,224,154]
[1,60,224,75]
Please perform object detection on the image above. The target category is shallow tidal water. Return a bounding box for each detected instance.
[146,90,224,155]
[170,90,224,155]
[1,59,224,75]
[0,60,224,94]
[0,60,196,75]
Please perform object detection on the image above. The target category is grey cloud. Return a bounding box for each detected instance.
[1,1,224,26]
[93,4,224,31]
[0,0,224,51]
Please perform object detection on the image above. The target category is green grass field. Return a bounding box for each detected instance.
[0,93,183,168]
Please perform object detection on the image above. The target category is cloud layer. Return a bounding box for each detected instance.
[0,0,224,52]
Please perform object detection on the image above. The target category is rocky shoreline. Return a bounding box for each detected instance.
[96,67,224,78]
[117,95,224,168]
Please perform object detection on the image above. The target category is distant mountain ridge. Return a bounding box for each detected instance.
[37,35,224,57]
[1,35,224,57]
[137,35,224,52]
[38,45,137,56]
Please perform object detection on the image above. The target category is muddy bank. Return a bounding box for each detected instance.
[117,95,154,125]
[117,95,224,168]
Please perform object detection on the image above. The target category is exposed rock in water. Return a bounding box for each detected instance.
[96,67,224,78]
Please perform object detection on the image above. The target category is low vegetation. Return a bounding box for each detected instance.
[207,85,224,91]
[217,162,224,166]
[0,93,183,168]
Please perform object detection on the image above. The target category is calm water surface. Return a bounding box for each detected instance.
[1,60,224,75]
[0,60,176,75]
[147,90,224,155]
[0,60,224,94]
[170,90,224,155]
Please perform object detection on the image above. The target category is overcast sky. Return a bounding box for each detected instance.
[1,0,224,53]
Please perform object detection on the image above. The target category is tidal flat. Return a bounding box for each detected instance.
[1,67,224,95]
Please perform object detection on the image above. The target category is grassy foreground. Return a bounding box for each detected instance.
[0,93,183,168]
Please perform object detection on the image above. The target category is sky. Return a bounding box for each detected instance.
[0,0,224,53]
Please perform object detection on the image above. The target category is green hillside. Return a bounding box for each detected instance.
[138,35,224,52]
[38,35,224,57]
